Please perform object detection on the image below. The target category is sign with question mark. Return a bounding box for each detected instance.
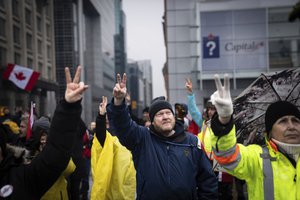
[203,34,220,58]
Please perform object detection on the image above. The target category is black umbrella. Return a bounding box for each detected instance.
[233,68,300,145]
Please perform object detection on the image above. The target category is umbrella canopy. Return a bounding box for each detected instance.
[233,68,300,145]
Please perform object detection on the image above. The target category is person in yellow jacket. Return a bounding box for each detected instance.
[185,78,234,200]
[209,74,300,200]
[90,96,136,200]
[41,159,76,200]
[2,120,19,134]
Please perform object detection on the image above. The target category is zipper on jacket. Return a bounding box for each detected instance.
[167,145,170,184]
[60,191,63,200]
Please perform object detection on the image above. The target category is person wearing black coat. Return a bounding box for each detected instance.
[68,118,88,200]
[0,66,88,199]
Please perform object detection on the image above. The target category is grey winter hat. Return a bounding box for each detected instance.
[32,116,50,134]
[149,96,174,122]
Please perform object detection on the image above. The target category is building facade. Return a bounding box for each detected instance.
[0,0,57,117]
[163,0,300,110]
[127,60,153,118]
[0,0,122,124]
[137,60,153,107]
[114,0,127,76]
[54,0,117,123]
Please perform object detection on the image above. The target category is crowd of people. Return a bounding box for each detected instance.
[0,67,299,200]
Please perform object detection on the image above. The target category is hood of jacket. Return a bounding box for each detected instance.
[149,120,187,143]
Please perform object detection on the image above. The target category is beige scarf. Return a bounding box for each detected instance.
[271,138,300,162]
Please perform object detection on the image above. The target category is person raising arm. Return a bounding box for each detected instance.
[0,66,88,199]
[90,95,136,200]
[107,73,218,200]
[209,74,300,200]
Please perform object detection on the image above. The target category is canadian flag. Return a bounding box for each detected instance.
[2,64,40,92]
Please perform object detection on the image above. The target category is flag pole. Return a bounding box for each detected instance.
[26,101,35,141]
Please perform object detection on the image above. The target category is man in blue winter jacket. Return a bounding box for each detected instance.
[107,73,218,200]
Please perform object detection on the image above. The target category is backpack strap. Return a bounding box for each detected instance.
[260,146,276,200]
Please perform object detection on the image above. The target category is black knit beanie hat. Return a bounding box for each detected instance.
[142,106,149,113]
[149,96,174,122]
[265,101,300,134]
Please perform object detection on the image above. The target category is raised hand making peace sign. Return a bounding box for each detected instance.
[185,78,193,94]
[99,96,108,115]
[64,66,88,103]
[113,73,127,105]
[210,74,233,122]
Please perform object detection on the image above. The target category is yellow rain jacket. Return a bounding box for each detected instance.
[3,120,20,134]
[198,122,213,160]
[91,131,136,200]
[210,125,300,200]
[41,159,76,200]
[199,121,234,183]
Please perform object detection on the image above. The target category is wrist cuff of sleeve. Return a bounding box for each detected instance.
[60,98,82,109]
[98,113,106,119]
[211,113,234,137]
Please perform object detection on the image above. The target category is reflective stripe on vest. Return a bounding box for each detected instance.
[260,146,276,200]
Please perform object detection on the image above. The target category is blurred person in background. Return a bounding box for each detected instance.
[185,78,234,200]
[0,66,87,199]
[142,106,151,127]
[68,118,88,200]
[80,121,95,200]
[25,116,76,200]
[175,103,190,131]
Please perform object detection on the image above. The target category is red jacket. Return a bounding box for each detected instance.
[188,120,200,135]
[82,130,92,158]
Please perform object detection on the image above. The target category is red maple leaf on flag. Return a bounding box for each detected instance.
[14,72,26,81]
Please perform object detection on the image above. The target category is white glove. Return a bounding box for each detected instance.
[210,74,233,117]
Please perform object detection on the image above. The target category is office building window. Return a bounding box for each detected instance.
[26,33,32,50]
[46,4,51,17]
[14,52,21,64]
[0,0,5,9]
[37,16,42,32]
[25,8,32,25]
[47,65,51,79]
[25,0,32,5]
[46,23,51,38]
[0,47,7,67]
[27,57,33,68]
[36,0,43,14]
[13,25,20,45]
[269,39,291,57]
[38,40,42,54]
[200,9,267,71]
[12,0,19,17]
[47,45,51,59]
[268,7,299,69]
[0,18,5,37]
[38,62,43,74]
